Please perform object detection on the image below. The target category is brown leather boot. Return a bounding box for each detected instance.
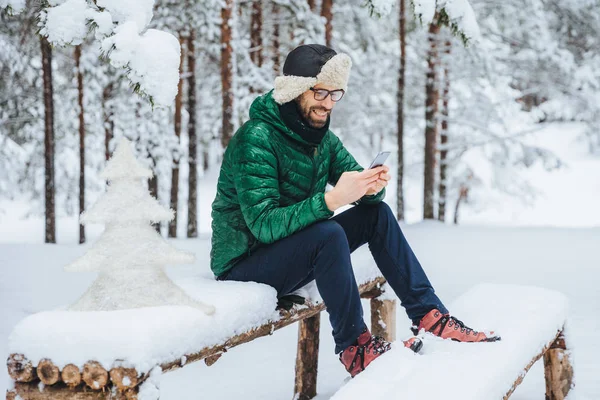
[413,309,501,342]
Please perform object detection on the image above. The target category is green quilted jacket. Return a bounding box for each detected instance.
[210,91,385,277]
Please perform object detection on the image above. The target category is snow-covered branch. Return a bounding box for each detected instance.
[364,0,481,45]
[18,0,181,107]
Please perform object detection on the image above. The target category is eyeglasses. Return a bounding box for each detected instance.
[309,87,345,102]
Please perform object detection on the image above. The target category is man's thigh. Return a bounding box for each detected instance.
[221,220,340,296]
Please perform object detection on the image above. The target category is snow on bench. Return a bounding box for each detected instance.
[331,284,573,400]
[6,250,391,400]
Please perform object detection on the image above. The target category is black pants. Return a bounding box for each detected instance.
[220,202,447,353]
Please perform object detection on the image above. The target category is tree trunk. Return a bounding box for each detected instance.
[102,81,114,161]
[438,39,451,223]
[272,3,281,75]
[41,36,56,243]
[187,32,198,238]
[543,334,574,400]
[221,0,234,149]
[169,34,185,238]
[149,169,160,234]
[370,298,397,342]
[250,0,263,68]
[396,0,406,222]
[423,20,440,220]
[307,0,316,11]
[75,45,86,244]
[294,314,320,400]
[453,185,468,225]
[321,0,333,47]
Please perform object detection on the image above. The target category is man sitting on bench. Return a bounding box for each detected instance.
[210,44,500,378]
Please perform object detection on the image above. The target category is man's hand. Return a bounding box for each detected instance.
[365,165,391,196]
[325,166,386,211]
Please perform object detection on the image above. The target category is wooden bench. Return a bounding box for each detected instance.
[6,276,397,400]
[330,284,574,400]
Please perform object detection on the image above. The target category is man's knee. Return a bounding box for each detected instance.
[313,220,348,247]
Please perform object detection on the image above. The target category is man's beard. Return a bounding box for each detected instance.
[295,98,330,129]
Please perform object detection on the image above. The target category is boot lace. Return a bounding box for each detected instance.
[430,312,479,336]
[369,335,391,354]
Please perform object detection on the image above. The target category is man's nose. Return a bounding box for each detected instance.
[321,95,335,109]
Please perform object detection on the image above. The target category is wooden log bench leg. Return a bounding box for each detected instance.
[370,297,396,342]
[294,313,320,400]
[544,333,574,400]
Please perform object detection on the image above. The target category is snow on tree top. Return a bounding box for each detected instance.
[101,138,153,181]
[96,0,154,31]
[81,180,173,224]
[65,223,194,272]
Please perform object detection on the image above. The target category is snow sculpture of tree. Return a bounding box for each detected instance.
[66,138,215,315]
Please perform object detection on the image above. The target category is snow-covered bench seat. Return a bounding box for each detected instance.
[331,284,573,400]
[6,253,394,400]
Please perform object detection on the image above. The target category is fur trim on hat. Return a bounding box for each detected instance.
[272,53,352,105]
[273,76,317,104]
[316,54,352,92]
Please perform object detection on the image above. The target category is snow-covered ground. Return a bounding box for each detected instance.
[1,122,599,399]
[1,224,598,399]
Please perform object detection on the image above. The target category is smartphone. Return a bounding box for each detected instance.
[368,151,390,169]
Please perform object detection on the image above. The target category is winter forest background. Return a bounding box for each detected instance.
[2,0,600,241]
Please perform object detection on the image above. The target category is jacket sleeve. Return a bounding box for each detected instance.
[328,132,386,205]
[233,129,334,244]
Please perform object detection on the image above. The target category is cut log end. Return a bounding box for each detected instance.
[61,364,81,387]
[110,367,139,390]
[37,359,60,385]
[7,354,36,383]
[82,361,108,390]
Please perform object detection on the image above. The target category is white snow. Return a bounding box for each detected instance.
[96,0,154,32]
[331,283,569,399]
[101,22,181,106]
[368,0,396,16]
[1,126,599,398]
[0,0,24,13]
[26,0,181,106]
[39,0,89,46]
[8,278,279,374]
[1,224,599,399]
[410,0,481,43]
[65,139,213,314]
